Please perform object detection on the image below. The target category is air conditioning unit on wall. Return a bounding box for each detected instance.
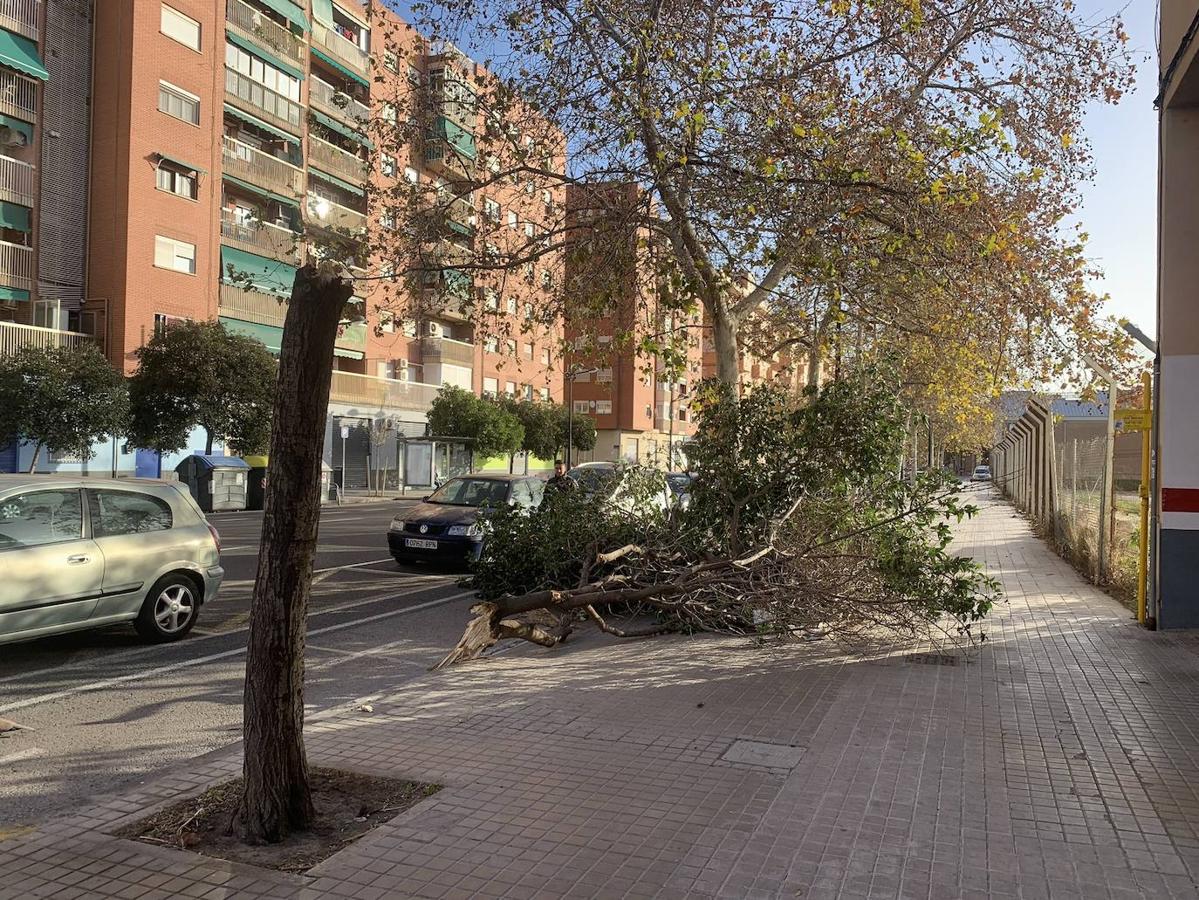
[426,321,443,338]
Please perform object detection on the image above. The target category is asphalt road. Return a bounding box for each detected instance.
[0,500,481,827]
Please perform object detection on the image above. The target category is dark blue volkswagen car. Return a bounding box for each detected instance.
[387,473,545,567]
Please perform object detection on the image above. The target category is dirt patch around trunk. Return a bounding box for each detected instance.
[115,767,440,873]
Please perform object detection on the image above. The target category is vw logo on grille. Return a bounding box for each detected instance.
[419,524,428,534]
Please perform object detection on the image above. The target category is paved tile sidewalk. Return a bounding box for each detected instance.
[4,493,1199,899]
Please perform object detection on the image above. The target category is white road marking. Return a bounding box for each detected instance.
[0,747,45,766]
[0,575,457,689]
[0,591,473,716]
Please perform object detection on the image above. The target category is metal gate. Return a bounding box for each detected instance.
[333,418,370,490]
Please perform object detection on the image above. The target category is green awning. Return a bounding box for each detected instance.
[225,31,305,81]
[259,0,309,32]
[220,246,298,298]
[0,285,29,302]
[334,346,364,360]
[308,166,365,197]
[0,114,32,143]
[222,173,301,208]
[224,103,301,144]
[0,201,31,232]
[311,46,370,89]
[312,0,335,27]
[310,109,373,149]
[156,152,207,174]
[219,317,282,354]
[430,116,477,160]
[0,30,48,81]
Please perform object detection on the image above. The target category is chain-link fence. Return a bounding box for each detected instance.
[1053,435,1108,584]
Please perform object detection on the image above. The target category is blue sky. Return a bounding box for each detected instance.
[1071,0,1158,331]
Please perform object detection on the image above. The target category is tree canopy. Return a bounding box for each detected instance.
[427,385,525,459]
[0,343,128,472]
[127,320,277,455]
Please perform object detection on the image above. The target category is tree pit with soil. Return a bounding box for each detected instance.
[116,768,440,874]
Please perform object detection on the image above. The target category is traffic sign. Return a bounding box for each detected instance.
[340,425,350,439]
[1115,408,1152,432]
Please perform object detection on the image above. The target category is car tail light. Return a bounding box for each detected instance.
[207,523,221,553]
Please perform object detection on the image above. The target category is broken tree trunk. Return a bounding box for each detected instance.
[239,262,354,844]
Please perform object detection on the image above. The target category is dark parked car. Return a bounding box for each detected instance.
[387,473,544,566]
[665,472,694,509]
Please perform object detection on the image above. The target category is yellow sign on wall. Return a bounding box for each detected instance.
[1115,408,1152,432]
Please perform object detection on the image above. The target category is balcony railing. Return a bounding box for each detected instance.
[0,0,39,41]
[308,135,368,184]
[0,321,93,358]
[226,0,304,64]
[421,335,475,367]
[309,78,370,127]
[225,67,303,135]
[0,155,34,207]
[312,24,370,76]
[221,135,304,198]
[328,370,439,413]
[220,211,302,264]
[218,281,289,326]
[305,192,366,233]
[0,240,32,291]
[0,69,37,121]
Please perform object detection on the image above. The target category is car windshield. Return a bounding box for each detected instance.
[666,473,692,492]
[568,466,617,492]
[975,467,990,474]
[427,478,511,507]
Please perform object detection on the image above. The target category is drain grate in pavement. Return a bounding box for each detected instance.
[720,739,806,770]
[904,653,960,666]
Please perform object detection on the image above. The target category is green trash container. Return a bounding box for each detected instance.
[244,454,269,510]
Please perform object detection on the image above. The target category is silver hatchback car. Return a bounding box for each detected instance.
[0,476,223,646]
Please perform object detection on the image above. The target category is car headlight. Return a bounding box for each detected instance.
[389,518,405,532]
[447,523,484,539]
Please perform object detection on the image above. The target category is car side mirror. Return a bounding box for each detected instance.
[421,495,430,501]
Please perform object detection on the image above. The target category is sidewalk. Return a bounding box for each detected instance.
[4,494,1199,899]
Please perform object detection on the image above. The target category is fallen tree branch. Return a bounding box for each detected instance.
[584,605,676,639]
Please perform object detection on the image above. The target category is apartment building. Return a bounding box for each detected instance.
[0,0,94,347]
[563,183,704,469]
[67,0,563,486]
[1156,0,1199,627]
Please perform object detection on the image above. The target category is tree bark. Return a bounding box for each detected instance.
[239,262,353,844]
[26,442,41,474]
[710,299,741,387]
[204,429,214,455]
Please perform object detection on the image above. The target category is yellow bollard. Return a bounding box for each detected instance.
[1138,370,1151,625]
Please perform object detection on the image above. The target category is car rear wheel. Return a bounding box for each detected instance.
[134,575,199,642]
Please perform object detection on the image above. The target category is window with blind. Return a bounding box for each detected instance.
[161,5,200,51]
[154,235,196,274]
[158,81,199,125]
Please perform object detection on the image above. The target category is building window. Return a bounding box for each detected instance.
[484,289,499,310]
[523,342,533,358]
[524,222,535,238]
[505,340,517,355]
[483,198,501,221]
[155,163,197,200]
[484,336,498,353]
[161,4,200,51]
[523,302,533,320]
[540,270,553,290]
[483,376,498,396]
[538,387,550,402]
[504,381,516,397]
[384,50,399,73]
[158,81,199,125]
[407,64,421,84]
[381,154,397,177]
[381,102,397,124]
[153,235,196,274]
[523,384,534,400]
[596,367,613,383]
[595,400,613,415]
[540,347,550,365]
[225,43,300,101]
[402,319,417,337]
[507,211,518,230]
[573,400,590,414]
[379,209,396,230]
[404,166,419,184]
[505,296,517,315]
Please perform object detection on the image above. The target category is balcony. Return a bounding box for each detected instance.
[0,155,33,207]
[0,321,94,358]
[328,370,439,413]
[336,322,366,355]
[421,335,475,367]
[218,281,288,327]
[226,0,305,65]
[308,135,368,185]
[220,211,302,265]
[312,24,370,77]
[309,77,370,128]
[0,0,39,41]
[0,240,31,292]
[0,69,36,121]
[221,136,304,198]
[305,192,366,233]
[225,67,303,136]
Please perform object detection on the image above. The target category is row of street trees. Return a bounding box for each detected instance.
[0,321,276,471]
[426,385,596,466]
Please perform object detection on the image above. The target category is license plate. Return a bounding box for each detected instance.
[405,538,438,550]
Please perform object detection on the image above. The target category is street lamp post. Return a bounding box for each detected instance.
[565,365,598,469]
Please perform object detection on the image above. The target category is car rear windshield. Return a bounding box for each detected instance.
[428,478,511,507]
[568,467,617,492]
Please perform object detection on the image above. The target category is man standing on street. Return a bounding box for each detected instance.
[543,459,576,505]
